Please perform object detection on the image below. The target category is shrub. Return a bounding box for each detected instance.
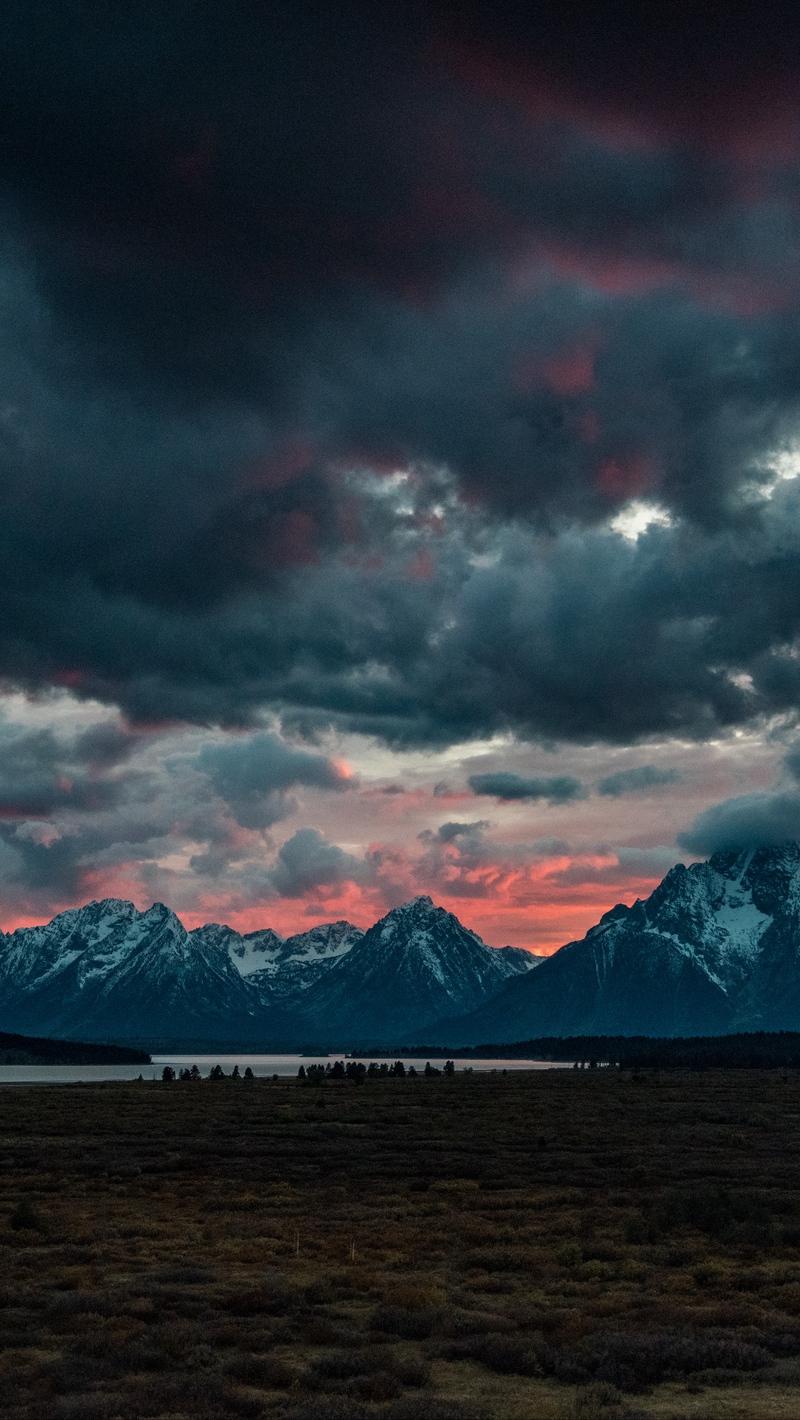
[385,1400,483,1420]
[225,1354,297,1387]
[649,1187,778,1245]
[560,1329,770,1391]
[286,1402,372,1420]
[150,1263,216,1285]
[392,1357,431,1387]
[345,1370,402,1400]
[305,1351,373,1383]
[370,1305,440,1339]
[48,1290,115,1317]
[9,1197,45,1231]
[441,1333,544,1376]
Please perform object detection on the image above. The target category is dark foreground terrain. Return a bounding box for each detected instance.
[3,1071,800,1419]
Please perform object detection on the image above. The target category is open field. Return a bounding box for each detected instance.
[4,1071,800,1418]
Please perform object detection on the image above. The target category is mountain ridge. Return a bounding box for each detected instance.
[7,845,800,1048]
[425,844,800,1045]
[0,893,534,1045]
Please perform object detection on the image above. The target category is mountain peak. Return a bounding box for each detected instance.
[391,894,442,920]
[438,841,800,1046]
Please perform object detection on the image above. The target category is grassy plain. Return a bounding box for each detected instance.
[3,1069,800,1419]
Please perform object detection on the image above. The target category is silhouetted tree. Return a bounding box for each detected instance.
[231,1064,240,1079]
[209,1064,225,1080]
[297,1065,307,1079]
[243,1066,254,1079]
[443,1060,455,1076]
[161,1065,175,1081]
[189,1064,201,1080]
[392,1060,406,1077]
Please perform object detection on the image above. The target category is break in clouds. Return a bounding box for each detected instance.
[2,1,800,935]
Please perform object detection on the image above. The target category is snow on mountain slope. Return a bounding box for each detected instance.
[220,926,285,977]
[635,851,773,991]
[245,921,366,1002]
[294,895,536,1042]
[0,901,274,1041]
[0,895,519,1043]
[0,898,143,991]
[426,845,800,1045]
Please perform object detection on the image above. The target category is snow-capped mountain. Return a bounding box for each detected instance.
[0,900,271,1042]
[240,922,366,1002]
[429,844,800,1044]
[287,896,535,1043]
[0,895,530,1045]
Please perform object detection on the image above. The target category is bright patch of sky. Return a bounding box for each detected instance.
[609,500,673,541]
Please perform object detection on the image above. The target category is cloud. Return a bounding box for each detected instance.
[418,820,491,846]
[468,772,586,803]
[270,828,372,898]
[194,732,351,830]
[0,4,797,754]
[0,722,134,819]
[678,790,800,855]
[597,764,680,796]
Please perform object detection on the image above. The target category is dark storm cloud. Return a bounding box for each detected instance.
[0,723,132,818]
[2,2,800,747]
[270,828,371,898]
[194,732,350,830]
[468,771,585,802]
[597,765,681,797]
[678,791,800,855]
[0,712,358,911]
[678,741,800,853]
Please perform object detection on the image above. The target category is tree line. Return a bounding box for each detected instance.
[404,1032,800,1070]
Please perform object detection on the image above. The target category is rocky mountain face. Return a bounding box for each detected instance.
[287,896,535,1043]
[430,844,800,1045]
[0,895,533,1046]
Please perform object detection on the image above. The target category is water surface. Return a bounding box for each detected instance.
[0,1054,573,1084]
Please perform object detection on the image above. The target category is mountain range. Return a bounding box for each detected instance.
[0,894,534,1047]
[3,844,800,1047]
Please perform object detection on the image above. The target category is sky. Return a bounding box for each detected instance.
[3,1,800,950]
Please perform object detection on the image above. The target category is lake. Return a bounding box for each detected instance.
[0,1054,574,1084]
